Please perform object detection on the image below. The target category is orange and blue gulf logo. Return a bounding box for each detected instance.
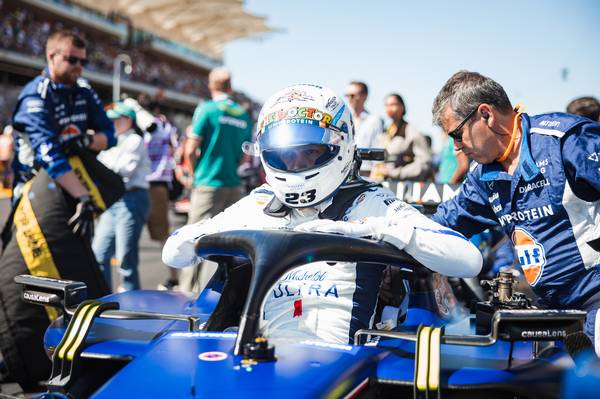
[511,227,546,286]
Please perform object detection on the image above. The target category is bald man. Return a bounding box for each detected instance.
[179,68,253,292]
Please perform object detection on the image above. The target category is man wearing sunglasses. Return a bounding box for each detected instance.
[11,29,115,232]
[431,70,600,355]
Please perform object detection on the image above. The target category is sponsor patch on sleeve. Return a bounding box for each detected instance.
[25,99,44,113]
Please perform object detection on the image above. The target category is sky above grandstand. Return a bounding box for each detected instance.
[224,0,600,149]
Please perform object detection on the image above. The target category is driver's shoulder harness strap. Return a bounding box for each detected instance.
[263,179,381,221]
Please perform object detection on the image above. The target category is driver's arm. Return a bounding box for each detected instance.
[378,200,483,278]
[161,192,256,267]
[295,192,483,278]
[432,170,500,236]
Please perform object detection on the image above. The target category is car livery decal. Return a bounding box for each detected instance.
[198,351,228,361]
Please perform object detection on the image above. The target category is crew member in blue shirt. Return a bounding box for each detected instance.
[431,70,600,355]
[11,29,115,236]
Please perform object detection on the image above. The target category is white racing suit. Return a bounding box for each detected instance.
[163,183,482,344]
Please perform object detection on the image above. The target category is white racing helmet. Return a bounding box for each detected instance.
[249,84,355,207]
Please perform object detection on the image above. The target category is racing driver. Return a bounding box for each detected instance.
[431,71,600,355]
[163,84,482,344]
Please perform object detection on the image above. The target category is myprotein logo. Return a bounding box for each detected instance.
[512,228,546,286]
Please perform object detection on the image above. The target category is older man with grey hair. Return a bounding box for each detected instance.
[431,70,600,356]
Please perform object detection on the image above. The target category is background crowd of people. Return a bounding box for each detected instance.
[0,2,210,97]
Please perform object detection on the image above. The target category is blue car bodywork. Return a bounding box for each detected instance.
[17,230,591,398]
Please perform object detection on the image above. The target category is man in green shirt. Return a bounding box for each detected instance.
[180,67,252,291]
[184,67,252,223]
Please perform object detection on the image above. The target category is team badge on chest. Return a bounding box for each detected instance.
[511,228,546,286]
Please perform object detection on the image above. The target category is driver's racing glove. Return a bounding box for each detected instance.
[62,134,92,156]
[295,215,482,277]
[162,224,203,268]
[295,217,415,251]
[68,195,100,241]
[295,218,384,237]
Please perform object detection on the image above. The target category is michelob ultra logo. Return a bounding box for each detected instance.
[512,228,546,286]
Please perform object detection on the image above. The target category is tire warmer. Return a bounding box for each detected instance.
[0,150,124,388]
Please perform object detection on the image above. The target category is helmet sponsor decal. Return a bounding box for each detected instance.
[355,193,366,205]
[273,88,316,105]
[512,227,546,286]
[198,351,228,361]
[259,107,333,133]
[331,104,346,126]
[325,96,339,111]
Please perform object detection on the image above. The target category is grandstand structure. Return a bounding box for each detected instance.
[0,0,270,127]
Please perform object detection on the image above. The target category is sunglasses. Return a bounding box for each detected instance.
[447,106,479,142]
[345,93,360,99]
[55,53,88,67]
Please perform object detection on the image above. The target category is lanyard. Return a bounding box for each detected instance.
[496,103,525,163]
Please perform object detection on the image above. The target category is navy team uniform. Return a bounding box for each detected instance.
[433,113,600,351]
[11,69,115,199]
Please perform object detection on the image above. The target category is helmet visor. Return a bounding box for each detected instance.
[262,144,339,173]
[259,122,342,173]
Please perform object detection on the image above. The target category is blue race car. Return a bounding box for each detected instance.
[15,229,592,398]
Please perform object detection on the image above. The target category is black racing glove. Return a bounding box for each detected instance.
[62,134,92,156]
[68,195,99,240]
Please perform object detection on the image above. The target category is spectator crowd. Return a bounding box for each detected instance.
[0,2,210,97]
